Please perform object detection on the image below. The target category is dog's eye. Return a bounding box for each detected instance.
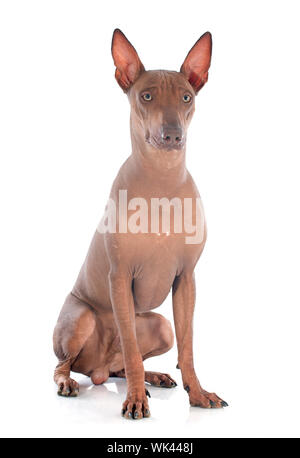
[142,93,152,101]
[183,94,192,103]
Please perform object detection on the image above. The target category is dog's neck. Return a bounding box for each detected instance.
[129,117,187,191]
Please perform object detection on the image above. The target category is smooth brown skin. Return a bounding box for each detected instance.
[53,29,227,419]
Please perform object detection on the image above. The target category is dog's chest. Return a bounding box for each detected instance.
[131,233,194,311]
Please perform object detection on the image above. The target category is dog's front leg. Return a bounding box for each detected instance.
[172,272,227,408]
[109,269,150,419]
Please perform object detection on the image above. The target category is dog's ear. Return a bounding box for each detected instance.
[180,32,212,94]
[111,29,145,93]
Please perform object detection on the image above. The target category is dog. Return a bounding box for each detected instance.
[53,29,227,419]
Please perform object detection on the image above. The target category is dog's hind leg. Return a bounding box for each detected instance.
[110,311,177,388]
[53,293,96,397]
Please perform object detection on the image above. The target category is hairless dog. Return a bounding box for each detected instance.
[53,29,227,419]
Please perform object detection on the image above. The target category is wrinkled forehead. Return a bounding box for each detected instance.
[130,70,193,95]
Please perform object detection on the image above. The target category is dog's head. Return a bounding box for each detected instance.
[111,29,212,154]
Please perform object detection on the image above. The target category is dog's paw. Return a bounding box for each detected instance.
[57,377,79,397]
[145,371,177,388]
[121,388,151,419]
[186,386,228,408]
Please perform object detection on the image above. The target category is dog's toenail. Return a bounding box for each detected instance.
[121,409,125,416]
[145,389,151,398]
[184,385,190,393]
[160,381,165,386]
[128,412,132,418]
[171,382,175,386]
[134,411,139,419]
[210,400,216,407]
[176,364,180,369]
[221,401,228,407]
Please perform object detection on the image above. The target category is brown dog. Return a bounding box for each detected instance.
[53,29,227,419]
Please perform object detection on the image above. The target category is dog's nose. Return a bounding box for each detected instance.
[161,126,184,148]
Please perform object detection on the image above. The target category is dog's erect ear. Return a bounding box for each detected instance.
[180,32,212,94]
[111,29,145,93]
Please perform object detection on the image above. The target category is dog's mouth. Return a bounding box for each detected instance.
[145,133,185,151]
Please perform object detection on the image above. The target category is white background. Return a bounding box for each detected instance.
[1,0,300,438]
